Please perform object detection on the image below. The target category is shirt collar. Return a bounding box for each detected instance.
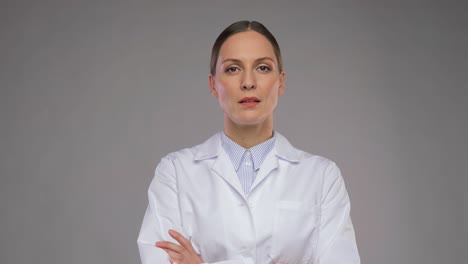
[221,131,276,171]
[194,131,301,163]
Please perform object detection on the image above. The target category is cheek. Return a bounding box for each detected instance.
[217,81,235,101]
[217,88,227,102]
[215,86,231,108]
[265,81,280,102]
[268,94,279,108]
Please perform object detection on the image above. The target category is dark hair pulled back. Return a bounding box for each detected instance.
[210,21,283,75]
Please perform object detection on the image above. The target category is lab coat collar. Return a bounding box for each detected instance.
[273,132,301,163]
[193,133,223,161]
[194,131,301,163]
[195,131,301,198]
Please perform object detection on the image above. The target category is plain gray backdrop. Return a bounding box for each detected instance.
[1,1,466,263]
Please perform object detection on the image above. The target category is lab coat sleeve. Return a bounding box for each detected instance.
[315,162,360,264]
[137,156,245,264]
[138,156,181,263]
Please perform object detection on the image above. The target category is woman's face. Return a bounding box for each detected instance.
[209,31,285,128]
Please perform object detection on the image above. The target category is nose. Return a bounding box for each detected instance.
[241,71,256,90]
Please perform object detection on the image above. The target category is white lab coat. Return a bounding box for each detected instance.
[138,132,360,264]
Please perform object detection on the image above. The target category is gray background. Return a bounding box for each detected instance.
[1,1,466,263]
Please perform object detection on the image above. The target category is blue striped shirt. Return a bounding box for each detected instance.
[221,131,276,194]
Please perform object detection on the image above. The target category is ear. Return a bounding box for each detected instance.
[208,74,218,98]
[278,71,286,96]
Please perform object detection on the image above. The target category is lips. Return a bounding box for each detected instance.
[239,97,261,107]
[238,97,261,103]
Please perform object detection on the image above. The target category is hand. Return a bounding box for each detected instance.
[156,229,202,264]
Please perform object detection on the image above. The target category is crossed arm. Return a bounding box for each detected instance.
[155,229,202,264]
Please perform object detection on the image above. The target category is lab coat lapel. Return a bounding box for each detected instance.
[211,151,246,199]
[195,132,246,198]
[250,151,278,192]
[250,132,301,193]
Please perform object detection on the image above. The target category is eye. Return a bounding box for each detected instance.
[225,66,240,73]
[257,65,271,72]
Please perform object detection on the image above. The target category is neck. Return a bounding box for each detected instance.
[224,117,274,149]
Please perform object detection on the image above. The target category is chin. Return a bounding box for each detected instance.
[227,112,272,127]
[234,117,269,127]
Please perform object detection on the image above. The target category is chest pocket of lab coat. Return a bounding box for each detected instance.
[268,201,320,264]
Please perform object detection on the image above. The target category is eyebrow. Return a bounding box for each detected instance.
[221,56,275,65]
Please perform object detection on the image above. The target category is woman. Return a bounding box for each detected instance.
[138,21,360,264]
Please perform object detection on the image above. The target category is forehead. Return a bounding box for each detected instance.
[218,31,276,61]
